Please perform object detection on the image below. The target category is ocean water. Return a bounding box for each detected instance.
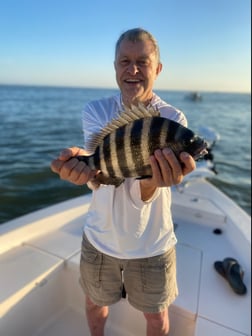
[0,85,251,224]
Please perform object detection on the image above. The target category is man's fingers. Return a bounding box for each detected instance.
[51,159,65,174]
[150,149,191,187]
[59,146,87,160]
[162,148,183,185]
[179,152,196,175]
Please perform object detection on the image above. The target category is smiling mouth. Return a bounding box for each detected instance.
[124,79,142,84]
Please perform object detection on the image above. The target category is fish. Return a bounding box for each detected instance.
[75,104,208,187]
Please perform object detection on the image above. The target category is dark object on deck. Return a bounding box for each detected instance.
[214,258,247,295]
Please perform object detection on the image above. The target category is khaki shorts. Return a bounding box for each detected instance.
[79,234,178,313]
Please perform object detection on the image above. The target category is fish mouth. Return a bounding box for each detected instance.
[193,146,208,161]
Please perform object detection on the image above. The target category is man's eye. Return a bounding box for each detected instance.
[138,60,148,66]
[121,60,129,65]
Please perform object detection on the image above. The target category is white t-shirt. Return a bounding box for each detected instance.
[82,92,187,259]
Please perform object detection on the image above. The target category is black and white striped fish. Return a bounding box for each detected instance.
[76,104,208,186]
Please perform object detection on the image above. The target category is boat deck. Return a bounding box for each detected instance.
[0,181,251,336]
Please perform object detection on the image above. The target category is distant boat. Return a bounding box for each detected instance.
[185,92,202,101]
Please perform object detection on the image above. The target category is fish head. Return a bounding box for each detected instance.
[182,134,208,161]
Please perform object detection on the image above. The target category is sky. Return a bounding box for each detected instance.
[0,0,251,93]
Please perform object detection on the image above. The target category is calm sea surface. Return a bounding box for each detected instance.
[0,85,251,224]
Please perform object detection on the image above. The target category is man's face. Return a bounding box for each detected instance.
[114,39,162,106]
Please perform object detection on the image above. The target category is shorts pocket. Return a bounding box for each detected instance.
[142,248,175,294]
[80,235,103,288]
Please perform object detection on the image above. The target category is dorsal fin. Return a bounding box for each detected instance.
[87,103,160,153]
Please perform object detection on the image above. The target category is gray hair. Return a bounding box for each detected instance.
[115,28,160,63]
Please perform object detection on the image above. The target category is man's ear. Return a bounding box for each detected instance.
[156,62,163,76]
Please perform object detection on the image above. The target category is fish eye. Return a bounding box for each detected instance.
[183,139,191,147]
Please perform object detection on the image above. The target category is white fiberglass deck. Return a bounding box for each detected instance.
[0,180,250,336]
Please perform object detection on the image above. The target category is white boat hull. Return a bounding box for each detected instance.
[0,179,250,336]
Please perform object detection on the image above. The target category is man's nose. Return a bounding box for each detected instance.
[127,62,139,75]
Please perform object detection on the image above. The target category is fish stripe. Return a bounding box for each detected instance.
[99,137,109,176]
[160,119,169,148]
[115,125,129,177]
[148,117,162,153]
[93,148,101,170]
[141,118,153,168]
[165,120,189,156]
[130,119,144,176]
[103,134,116,177]
[123,122,135,176]
[109,128,124,177]
[165,119,181,143]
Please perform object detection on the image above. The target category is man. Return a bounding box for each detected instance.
[51,28,195,336]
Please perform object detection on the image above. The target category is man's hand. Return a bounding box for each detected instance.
[140,148,196,201]
[51,147,97,185]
